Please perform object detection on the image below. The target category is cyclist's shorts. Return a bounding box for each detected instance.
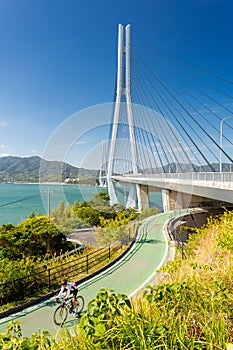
[71,286,78,298]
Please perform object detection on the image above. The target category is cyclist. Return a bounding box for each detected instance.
[55,279,79,316]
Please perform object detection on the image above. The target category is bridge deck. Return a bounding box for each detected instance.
[113,172,233,205]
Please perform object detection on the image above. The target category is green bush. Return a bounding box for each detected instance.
[79,288,131,346]
[3,210,233,348]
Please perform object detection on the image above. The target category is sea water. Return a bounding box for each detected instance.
[0,183,163,225]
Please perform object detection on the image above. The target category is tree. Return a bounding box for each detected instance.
[94,191,110,203]
[75,207,101,227]
[0,216,73,259]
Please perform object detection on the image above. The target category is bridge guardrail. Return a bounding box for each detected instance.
[135,172,233,182]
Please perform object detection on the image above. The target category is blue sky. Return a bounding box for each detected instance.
[0,0,233,169]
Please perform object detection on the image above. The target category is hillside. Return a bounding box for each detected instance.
[0,156,232,184]
[1,210,233,348]
[0,156,98,184]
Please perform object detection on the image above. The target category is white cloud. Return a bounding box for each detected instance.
[0,144,6,148]
[0,153,10,157]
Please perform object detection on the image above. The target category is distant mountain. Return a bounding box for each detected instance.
[0,156,231,184]
[146,162,233,173]
[0,156,98,184]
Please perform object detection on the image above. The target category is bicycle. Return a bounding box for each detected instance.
[53,295,85,326]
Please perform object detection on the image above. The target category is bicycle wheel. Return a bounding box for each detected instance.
[53,304,68,325]
[76,295,84,313]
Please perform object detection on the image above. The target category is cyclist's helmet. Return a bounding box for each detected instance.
[61,279,67,286]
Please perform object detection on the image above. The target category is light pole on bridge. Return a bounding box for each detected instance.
[219,116,233,173]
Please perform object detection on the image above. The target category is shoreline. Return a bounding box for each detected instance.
[1,182,96,186]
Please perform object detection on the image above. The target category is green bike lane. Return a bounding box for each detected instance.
[0,212,175,337]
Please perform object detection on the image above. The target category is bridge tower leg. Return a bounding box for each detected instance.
[107,24,141,208]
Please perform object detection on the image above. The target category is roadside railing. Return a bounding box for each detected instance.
[166,216,186,259]
[0,220,141,307]
[120,172,233,183]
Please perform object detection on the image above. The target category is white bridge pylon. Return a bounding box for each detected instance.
[107,24,141,209]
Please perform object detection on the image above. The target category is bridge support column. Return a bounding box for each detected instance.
[162,189,170,212]
[137,184,149,211]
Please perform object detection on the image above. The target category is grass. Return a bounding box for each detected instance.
[2,210,233,349]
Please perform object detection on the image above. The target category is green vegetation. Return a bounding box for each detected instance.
[0,155,97,183]
[1,210,233,348]
[51,191,115,231]
[0,192,149,309]
[0,216,74,307]
[51,192,142,239]
[51,193,160,246]
[0,216,72,260]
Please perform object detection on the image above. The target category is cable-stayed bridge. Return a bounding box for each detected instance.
[100,24,233,211]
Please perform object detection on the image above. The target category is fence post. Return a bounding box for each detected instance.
[181,241,184,260]
[108,244,111,259]
[86,255,89,274]
[48,268,51,291]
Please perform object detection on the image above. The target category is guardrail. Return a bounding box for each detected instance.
[0,220,141,307]
[119,172,233,182]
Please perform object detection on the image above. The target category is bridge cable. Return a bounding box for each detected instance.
[154,52,233,118]
[131,63,187,171]
[153,48,233,86]
[158,67,233,146]
[131,70,170,172]
[132,55,212,170]
[134,54,233,166]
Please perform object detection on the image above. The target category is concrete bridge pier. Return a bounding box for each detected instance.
[162,190,186,211]
[134,184,187,212]
[137,184,150,211]
[162,189,202,212]
[161,189,230,212]
[162,189,170,212]
[137,185,175,212]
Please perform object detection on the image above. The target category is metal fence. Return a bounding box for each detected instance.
[137,172,233,183]
[0,223,139,306]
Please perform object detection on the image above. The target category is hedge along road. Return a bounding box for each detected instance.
[0,211,180,337]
